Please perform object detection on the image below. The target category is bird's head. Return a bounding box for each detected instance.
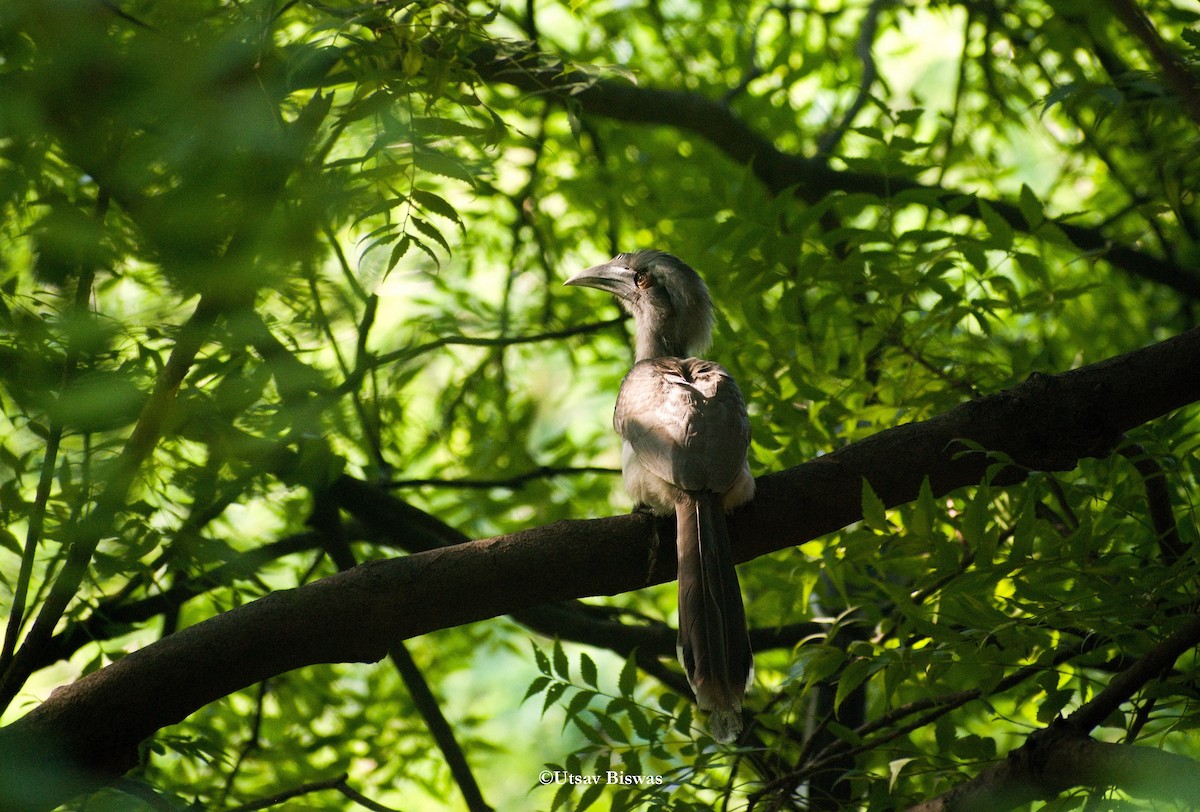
[565,249,714,361]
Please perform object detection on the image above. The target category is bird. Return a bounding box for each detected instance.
[565,249,754,743]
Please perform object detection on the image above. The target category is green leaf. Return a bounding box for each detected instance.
[386,234,412,273]
[935,715,957,753]
[577,775,605,811]
[594,707,629,743]
[550,774,574,811]
[888,757,916,792]
[961,241,990,272]
[621,747,642,776]
[541,681,567,716]
[976,199,1014,250]
[787,645,846,687]
[1042,81,1083,112]
[912,477,935,539]
[570,713,606,745]
[408,234,441,267]
[962,484,995,563]
[532,642,552,676]
[673,702,694,737]
[1017,183,1043,229]
[625,704,654,740]
[552,639,570,680]
[49,371,144,432]
[852,125,886,142]
[591,750,611,777]
[412,215,451,255]
[1037,688,1074,724]
[617,650,638,698]
[353,195,406,224]
[563,690,593,730]
[412,188,465,230]
[0,528,23,557]
[1010,492,1037,561]
[523,676,551,703]
[412,116,490,138]
[861,478,889,532]
[835,657,873,714]
[413,148,477,184]
[580,652,598,688]
[1013,251,1050,287]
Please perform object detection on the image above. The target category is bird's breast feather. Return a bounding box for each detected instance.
[614,358,750,493]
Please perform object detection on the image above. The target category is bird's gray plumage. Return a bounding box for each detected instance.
[566,249,754,742]
[614,358,751,501]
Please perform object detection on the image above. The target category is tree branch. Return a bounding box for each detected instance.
[382,317,625,362]
[469,44,1200,301]
[0,327,1197,810]
[221,772,404,812]
[1118,442,1184,564]
[386,465,621,490]
[1066,613,1200,734]
[906,731,1200,811]
[1106,0,1200,125]
[902,608,1200,810]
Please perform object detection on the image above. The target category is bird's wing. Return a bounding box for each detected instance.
[614,357,751,494]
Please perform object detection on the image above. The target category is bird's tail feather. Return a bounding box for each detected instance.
[675,491,753,743]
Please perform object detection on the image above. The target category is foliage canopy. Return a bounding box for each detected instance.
[1,0,1199,809]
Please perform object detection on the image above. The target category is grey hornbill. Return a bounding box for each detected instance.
[566,249,754,742]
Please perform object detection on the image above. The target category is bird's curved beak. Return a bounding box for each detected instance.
[564,261,634,298]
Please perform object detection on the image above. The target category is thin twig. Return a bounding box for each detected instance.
[0,189,109,675]
[222,773,355,812]
[721,3,793,105]
[386,643,493,811]
[815,0,889,157]
[388,465,620,490]
[223,778,340,812]
[370,316,625,371]
[1119,442,1183,564]
[217,681,269,807]
[100,0,154,29]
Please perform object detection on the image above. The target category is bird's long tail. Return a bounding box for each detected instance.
[675,491,753,743]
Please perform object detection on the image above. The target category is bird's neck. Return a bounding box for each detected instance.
[634,336,675,362]
[634,318,705,361]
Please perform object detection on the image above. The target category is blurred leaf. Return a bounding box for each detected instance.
[48,371,144,431]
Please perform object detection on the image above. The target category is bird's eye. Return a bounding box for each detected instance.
[634,270,651,289]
